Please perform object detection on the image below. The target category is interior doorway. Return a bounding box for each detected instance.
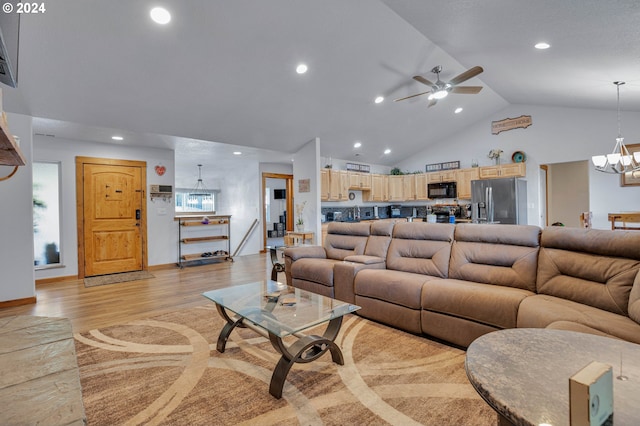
[262,172,293,249]
[540,160,589,228]
[75,157,148,278]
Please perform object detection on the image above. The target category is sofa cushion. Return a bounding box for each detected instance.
[324,222,370,260]
[422,279,533,329]
[355,269,439,309]
[518,294,640,344]
[290,258,342,287]
[343,255,385,265]
[545,321,621,340]
[628,271,640,324]
[386,222,454,278]
[537,227,640,316]
[363,221,394,259]
[449,224,541,292]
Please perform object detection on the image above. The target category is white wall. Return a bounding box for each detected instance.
[33,136,175,280]
[293,138,321,239]
[396,104,640,229]
[0,113,35,302]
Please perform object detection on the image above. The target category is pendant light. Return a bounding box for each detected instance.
[188,164,213,207]
[592,81,640,174]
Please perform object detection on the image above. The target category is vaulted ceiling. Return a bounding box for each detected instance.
[4,0,640,170]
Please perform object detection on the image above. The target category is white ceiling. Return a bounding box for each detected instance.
[5,0,640,169]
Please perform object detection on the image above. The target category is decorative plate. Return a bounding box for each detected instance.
[348,192,356,200]
[512,151,526,163]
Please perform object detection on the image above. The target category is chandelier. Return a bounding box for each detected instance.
[592,81,640,174]
[188,164,213,206]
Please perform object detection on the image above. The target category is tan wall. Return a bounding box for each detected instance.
[548,160,589,227]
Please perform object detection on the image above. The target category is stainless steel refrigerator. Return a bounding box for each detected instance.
[471,177,527,224]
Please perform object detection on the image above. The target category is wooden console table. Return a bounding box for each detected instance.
[285,230,315,245]
[0,316,86,425]
[608,212,640,230]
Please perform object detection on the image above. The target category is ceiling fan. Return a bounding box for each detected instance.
[394,65,483,107]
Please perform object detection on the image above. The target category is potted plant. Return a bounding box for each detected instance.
[488,149,503,165]
[295,201,306,231]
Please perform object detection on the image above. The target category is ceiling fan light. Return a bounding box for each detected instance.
[592,155,607,168]
[433,90,448,100]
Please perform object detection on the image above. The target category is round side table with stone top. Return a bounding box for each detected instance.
[465,328,640,426]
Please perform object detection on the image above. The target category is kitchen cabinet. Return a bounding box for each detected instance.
[427,170,457,183]
[479,163,526,179]
[456,168,480,199]
[320,169,330,201]
[415,173,429,200]
[177,215,231,268]
[363,174,388,202]
[328,169,350,201]
[387,175,405,201]
[348,171,371,190]
[402,174,416,201]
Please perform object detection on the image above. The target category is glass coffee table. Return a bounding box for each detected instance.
[202,280,360,398]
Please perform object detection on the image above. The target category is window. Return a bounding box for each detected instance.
[175,187,219,213]
[33,162,62,268]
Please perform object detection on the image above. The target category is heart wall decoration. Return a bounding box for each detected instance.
[155,164,166,176]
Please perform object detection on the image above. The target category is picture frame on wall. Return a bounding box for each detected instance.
[621,143,640,186]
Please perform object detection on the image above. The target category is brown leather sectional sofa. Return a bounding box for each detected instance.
[284,221,640,347]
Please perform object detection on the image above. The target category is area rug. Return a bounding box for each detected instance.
[74,306,496,425]
[83,271,155,288]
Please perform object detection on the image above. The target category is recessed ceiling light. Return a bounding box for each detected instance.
[111,135,123,141]
[374,96,384,104]
[150,7,171,24]
[454,107,463,114]
[384,148,391,155]
[354,141,362,148]
[233,151,242,155]
[534,42,550,49]
[296,63,308,74]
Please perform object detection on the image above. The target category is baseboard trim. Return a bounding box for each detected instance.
[0,296,37,308]
[148,263,178,272]
[36,275,79,285]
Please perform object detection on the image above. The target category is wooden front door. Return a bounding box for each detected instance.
[78,159,146,277]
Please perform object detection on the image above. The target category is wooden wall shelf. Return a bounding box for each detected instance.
[0,113,25,166]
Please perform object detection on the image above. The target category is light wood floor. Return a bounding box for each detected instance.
[0,253,278,333]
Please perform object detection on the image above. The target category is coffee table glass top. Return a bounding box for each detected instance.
[202,281,360,337]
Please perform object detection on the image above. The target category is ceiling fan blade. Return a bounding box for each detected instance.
[413,75,435,86]
[427,98,437,108]
[449,66,484,86]
[394,91,431,102]
[450,86,483,94]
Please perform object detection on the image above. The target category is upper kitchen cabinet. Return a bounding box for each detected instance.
[427,170,457,183]
[328,169,350,201]
[348,172,371,190]
[479,163,526,179]
[456,168,480,199]
[402,174,416,201]
[387,175,405,202]
[320,169,330,201]
[415,173,429,200]
[363,174,387,202]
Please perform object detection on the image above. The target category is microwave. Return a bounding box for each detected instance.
[427,181,457,199]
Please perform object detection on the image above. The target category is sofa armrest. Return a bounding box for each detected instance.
[343,255,385,265]
[334,261,386,304]
[284,246,327,261]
